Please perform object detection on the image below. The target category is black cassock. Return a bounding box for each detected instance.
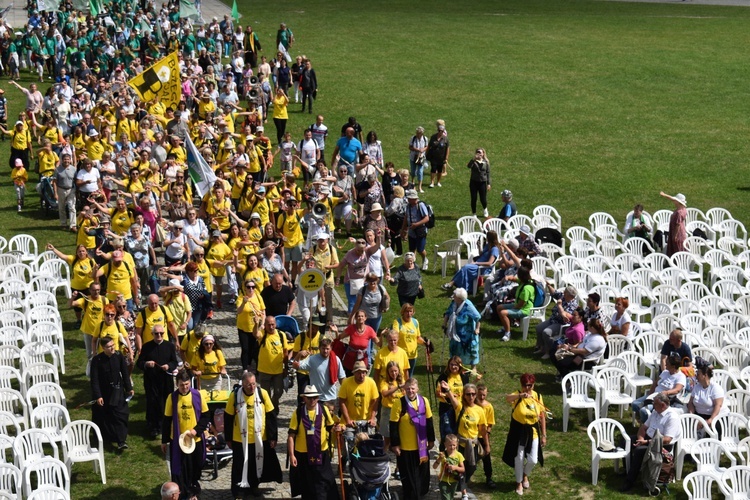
[136,340,178,434]
[90,351,132,444]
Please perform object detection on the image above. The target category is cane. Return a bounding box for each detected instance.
[336,429,346,500]
[73,399,97,410]
[425,346,436,410]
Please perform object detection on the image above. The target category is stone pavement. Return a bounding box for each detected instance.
[195,287,479,500]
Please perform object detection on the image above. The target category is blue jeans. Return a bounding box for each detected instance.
[408,357,416,377]
[631,395,652,424]
[365,316,382,333]
[344,282,357,313]
[410,159,423,182]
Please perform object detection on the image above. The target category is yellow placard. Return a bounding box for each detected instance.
[127,51,182,111]
[298,268,325,294]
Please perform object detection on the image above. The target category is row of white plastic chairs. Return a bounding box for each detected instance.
[0,259,72,301]
[0,420,106,499]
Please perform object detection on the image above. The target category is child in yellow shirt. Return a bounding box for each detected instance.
[10,158,28,212]
[434,434,465,500]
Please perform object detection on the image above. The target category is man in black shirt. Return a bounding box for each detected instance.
[261,274,296,317]
[660,328,693,371]
[137,325,179,439]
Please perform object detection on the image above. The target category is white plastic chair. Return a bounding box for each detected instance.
[582,255,612,284]
[530,256,556,284]
[651,209,672,233]
[613,253,642,281]
[0,462,20,500]
[671,252,704,284]
[683,470,718,499]
[588,285,619,305]
[587,418,631,485]
[592,223,623,242]
[633,333,665,370]
[27,486,70,500]
[456,216,483,239]
[600,269,627,291]
[595,367,635,419]
[569,240,597,260]
[685,234,714,261]
[459,232,485,262]
[671,298,701,317]
[725,389,750,416]
[676,414,717,480]
[20,343,59,375]
[628,268,660,289]
[700,296,730,326]
[37,261,72,299]
[0,346,20,372]
[681,282,712,303]
[718,236,744,255]
[719,345,750,378]
[711,413,749,455]
[691,438,737,479]
[718,312,749,335]
[566,226,596,246]
[532,205,562,231]
[25,383,66,412]
[0,390,27,431]
[687,220,718,245]
[597,239,627,260]
[562,270,592,297]
[719,220,748,250]
[589,212,618,237]
[706,208,734,231]
[621,284,653,324]
[7,236,37,264]
[738,436,750,465]
[618,351,656,399]
[26,306,62,329]
[605,335,634,360]
[30,404,71,445]
[712,369,740,393]
[718,465,750,499]
[713,265,747,287]
[623,237,655,257]
[660,268,690,289]
[433,239,463,279]
[2,264,32,284]
[712,280,745,310]
[22,457,69,498]
[481,218,508,237]
[561,372,599,432]
[23,363,60,391]
[736,296,750,317]
[25,291,57,312]
[643,252,671,273]
[28,324,65,376]
[553,256,583,287]
[12,429,58,470]
[0,367,24,397]
[506,214,533,232]
[0,311,26,332]
[538,242,564,261]
[521,293,551,341]
[652,285,681,305]
[61,420,106,484]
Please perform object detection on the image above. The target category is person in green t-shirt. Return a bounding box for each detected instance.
[495,267,534,342]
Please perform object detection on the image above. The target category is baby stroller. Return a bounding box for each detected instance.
[36,176,58,215]
[343,426,397,500]
[275,315,300,391]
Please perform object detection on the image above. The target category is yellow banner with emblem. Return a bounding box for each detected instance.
[127,51,181,110]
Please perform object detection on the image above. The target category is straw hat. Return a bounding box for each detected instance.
[178,431,195,453]
[301,385,321,398]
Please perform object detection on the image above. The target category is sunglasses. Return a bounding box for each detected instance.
[523,384,533,387]
[203,342,214,346]
[104,313,116,317]
[153,331,165,335]
[465,392,477,397]
[356,240,366,245]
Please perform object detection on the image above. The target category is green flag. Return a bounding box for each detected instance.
[232,0,239,21]
[89,0,99,16]
[179,0,200,21]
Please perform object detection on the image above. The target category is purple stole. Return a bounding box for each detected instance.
[171,388,205,476]
[404,395,428,463]
[301,404,324,465]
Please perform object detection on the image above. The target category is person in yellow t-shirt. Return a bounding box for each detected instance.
[2,120,32,170]
[379,361,404,450]
[85,128,105,161]
[287,384,338,499]
[393,303,426,377]
[204,230,233,308]
[95,250,138,305]
[389,378,435,499]
[36,140,59,178]
[338,361,379,427]
[134,294,177,350]
[224,372,281,497]
[257,316,290,411]
[191,335,226,390]
[162,371,210,500]
[275,199,307,283]
[68,282,107,359]
[91,304,129,358]
[236,254,270,293]
[373,330,410,387]
[272,88,289,144]
[197,94,216,120]
[476,382,497,489]
[442,381,489,498]
[202,185,232,232]
[10,158,28,211]
[503,373,546,495]
[179,325,208,370]
[236,281,266,372]
[434,434,465,500]
[76,208,99,250]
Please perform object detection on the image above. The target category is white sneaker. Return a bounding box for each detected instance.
[422,258,429,271]
[437,182,442,187]
[429,183,434,189]
[419,188,424,193]
[483,208,489,218]
[501,332,511,342]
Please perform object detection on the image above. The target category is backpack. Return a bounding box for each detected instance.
[531,281,546,308]
[139,304,168,332]
[419,202,435,229]
[101,260,132,295]
[360,283,390,313]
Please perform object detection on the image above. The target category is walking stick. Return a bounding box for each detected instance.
[336,429,346,500]
[425,346,436,411]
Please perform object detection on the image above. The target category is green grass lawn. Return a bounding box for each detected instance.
[4,0,750,497]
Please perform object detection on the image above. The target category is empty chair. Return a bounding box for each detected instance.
[569,240,597,260]
[718,236,744,255]
[36,261,72,299]
[23,363,59,391]
[2,264,32,284]
[718,313,749,335]
[617,351,656,399]
[25,383,66,412]
[613,253,642,280]
[589,212,618,235]
[643,252,672,273]
[676,414,717,480]
[623,237,655,257]
[22,457,69,498]
[587,418,630,485]
[481,217,508,236]
[30,404,71,445]
[595,367,635,419]
[681,313,709,336]
[433,239,463,278]
[61,420,106,484]
[712,369,740,393]
[719,220,748,249]
[686,221,717,246]
[0,390,27,431]
[28,324,64,375]
[652,209,672,233]
[597,239,627,260]
[460,232,484,262]
[652,284,681,305]
[0,346,20,371]
[706,208,734,231]
[456,216,483,239]
[633,333,665,369]
[718,465,750,499]
[26,306,62,328]
[621,284,653,324]
[738,436,750,465]
[691,438,737,479]
[530,256,556,284]
[725,389,750,416]
[682,470,718,500]
[660,268,690,289]
[7,235,38,263]
[671,252,704,284]
[20,343,60,375]
[0,463,20,500]
[0,311,26,332]
[592,223,623,242]
[686,207,707,225]
[713,265,747,287]
[735,330,750,350]
[0,367,24,397]
[561,372,600,432]
[0,326,27,350]
[566,226,596,246]
[538,242,564,261]
[681,282,712,303]
[628,268,660,289]
[24,291,58,311]
[693,347,722,367]
[672,298,701,317]
[712,413,749,455]
[30,251,59,275]
[713,280,745,310]
[736,296,750,317]
[700,295,730,326]
[605,335,634,359]
[506,214,533,232]
[562,270,591,297]
[13,429,58,470]
[718,345,750,378]
[0,294,22,314]
[582,255,612,284]
[650,302,671,319]
[600,269,627,290]
[532,205,562,231]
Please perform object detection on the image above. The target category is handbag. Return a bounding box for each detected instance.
[417,287,425,299]
[154,222,168,244]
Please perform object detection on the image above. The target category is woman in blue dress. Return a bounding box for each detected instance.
[443,288,482,368]
[442,231,500,292]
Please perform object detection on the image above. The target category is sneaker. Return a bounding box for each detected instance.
[533,348,544,355]
[393,470,400,480]
[206,310,214,320]
[555,374,563,383]
[429,183,434,188]
[419,188,424,193]
[541,354,550,360]
[483,208,489,218]
[441,283,452,291]
[486,479,498,489]
[501,332,511,342]
[462,495,469,500]
[421,258,429,271]
[515,486,524,496]
[117,442,128,450]
[437,182,442,187]
[17,205,21,213]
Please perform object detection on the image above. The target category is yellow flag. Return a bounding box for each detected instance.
[127,51,181,111]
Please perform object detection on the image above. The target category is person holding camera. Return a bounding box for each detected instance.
[467,148,491,218]
[409,127,428,193]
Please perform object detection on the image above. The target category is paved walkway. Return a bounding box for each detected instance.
[195,288,478,499]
